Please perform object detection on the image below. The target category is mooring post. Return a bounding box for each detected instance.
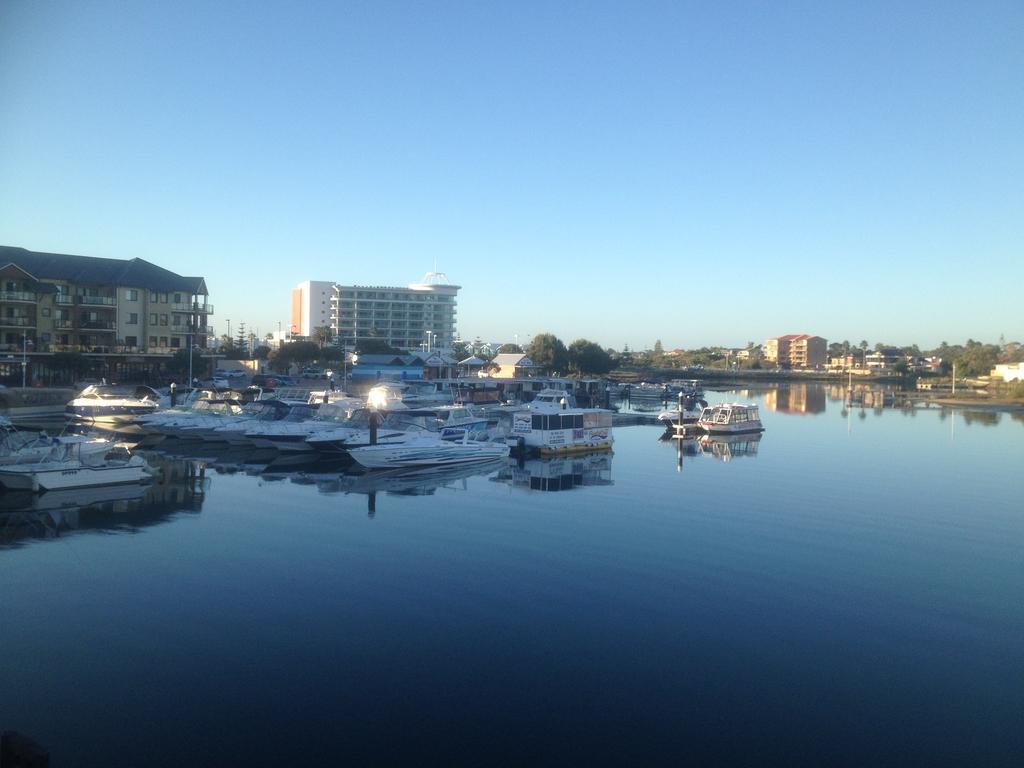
[369,409,378,445]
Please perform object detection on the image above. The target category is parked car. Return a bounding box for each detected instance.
[301,367,324,379]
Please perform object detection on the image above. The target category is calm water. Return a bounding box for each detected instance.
[2,385,1022,766]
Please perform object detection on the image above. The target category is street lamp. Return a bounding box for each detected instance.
[21,332,29,389]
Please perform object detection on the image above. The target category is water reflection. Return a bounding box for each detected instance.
[491,452,614,492]
[762,384,826,414]
[664,433,762,470]
[0,454,207,548]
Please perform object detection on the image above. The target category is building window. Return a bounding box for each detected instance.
[41,333,50,343]
[126,289,139,301]
[172,315,181,326]
[159,336,168,347]
[174,293,182,303]
[125,335,137,347]
[160,314,168,326]
[161,293,168,303]
[150,313,158,324]
[128,313,138,324]
[148,336,158,347]
[41,308,51,318]
[171,337,181,348]
[150,291,158,302]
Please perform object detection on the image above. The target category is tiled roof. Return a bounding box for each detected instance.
[0,245,207,294]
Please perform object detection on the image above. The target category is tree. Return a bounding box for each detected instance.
[356,338,402,355]
[526,332,569,374]
[653,339,664,356]
[312,326,333,348]
[497,343,522,354]
[166,348,205,379]
[452,341,469,361]
[568,339,614,375]
[268,341,320,372]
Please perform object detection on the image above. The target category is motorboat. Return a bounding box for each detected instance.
[393,405,490,441]
[696,403,765,434]
[245,401,366,453]
[65,384,165,425]
[0,443,154,492]
[206,400,303,444]
[348,434,510,469]
[0,430,114,465]
[304,409,429,454]
[509,400,614,456]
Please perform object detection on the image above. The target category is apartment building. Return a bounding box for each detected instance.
[330,272,460,351]
[290,280,334,337]
[0,245,212,382]
[764,334,827,368]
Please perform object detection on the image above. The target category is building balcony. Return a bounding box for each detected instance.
[54,320,74,329]
[172,302,214,314]
[79,296,116,306]
[0,317,34,328]
[55,295,75,305]
[80,321,117,331]
[0,290,37,302]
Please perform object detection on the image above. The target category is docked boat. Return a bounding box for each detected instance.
[0,444,154,492]
[348,435,510,469]
[396,405,490,441]
[509,398,614,456]
[65,384,165,425]
[696,403,764,434]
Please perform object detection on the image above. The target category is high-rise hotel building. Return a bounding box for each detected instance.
[330,273,459,351]
[290,280,334,337]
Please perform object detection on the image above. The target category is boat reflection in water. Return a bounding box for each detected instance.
[0,454,208,547]
[664,432,763,470]
[286,459,507,517]
[699,432,762,461]
[492,451,613,492]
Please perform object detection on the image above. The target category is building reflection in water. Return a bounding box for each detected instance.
[0,453,208,548]
[491,452,614,492]
[762,384,826,415]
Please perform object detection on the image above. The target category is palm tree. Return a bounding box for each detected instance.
[312,326,332,349]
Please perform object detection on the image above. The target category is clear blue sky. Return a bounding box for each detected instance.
[1,0,1020,350]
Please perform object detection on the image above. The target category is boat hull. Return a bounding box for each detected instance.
[0,462,153,492]
[349,442,510,469]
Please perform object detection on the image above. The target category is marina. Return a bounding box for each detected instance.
[2,383,1022,765]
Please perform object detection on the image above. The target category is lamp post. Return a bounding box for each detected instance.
[21,332,28,389]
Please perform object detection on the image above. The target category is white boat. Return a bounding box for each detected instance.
[0,432,114,465]
[0,444,154,492]
[656,404,703,427]
[348,435,510,469]
[509,399,614,456]
[65,384,165,425]
[697,403,764,434]
[393,405,490,441]
[245,401,362,452]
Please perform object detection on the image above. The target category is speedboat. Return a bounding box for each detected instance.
[395,405,490,441]
[0,443,154,492]
[65,384,165,426]
[245,401,362,452]
[697,403,764,434]
[348,435,510,469]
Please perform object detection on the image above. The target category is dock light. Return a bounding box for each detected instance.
[367,388,389,410]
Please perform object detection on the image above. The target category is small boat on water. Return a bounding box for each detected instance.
[0,443,154,492]
[696,403,764,435]
[348,435,510,469]
[65,384,165,425]
[510,392,614,456]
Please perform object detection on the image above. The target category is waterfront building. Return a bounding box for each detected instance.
[291,280,334,337]
[991,362,1023,382]
[764,334,827,369]
[489,353,537,378]
[0,245,212,384]
[330,272,459,352]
